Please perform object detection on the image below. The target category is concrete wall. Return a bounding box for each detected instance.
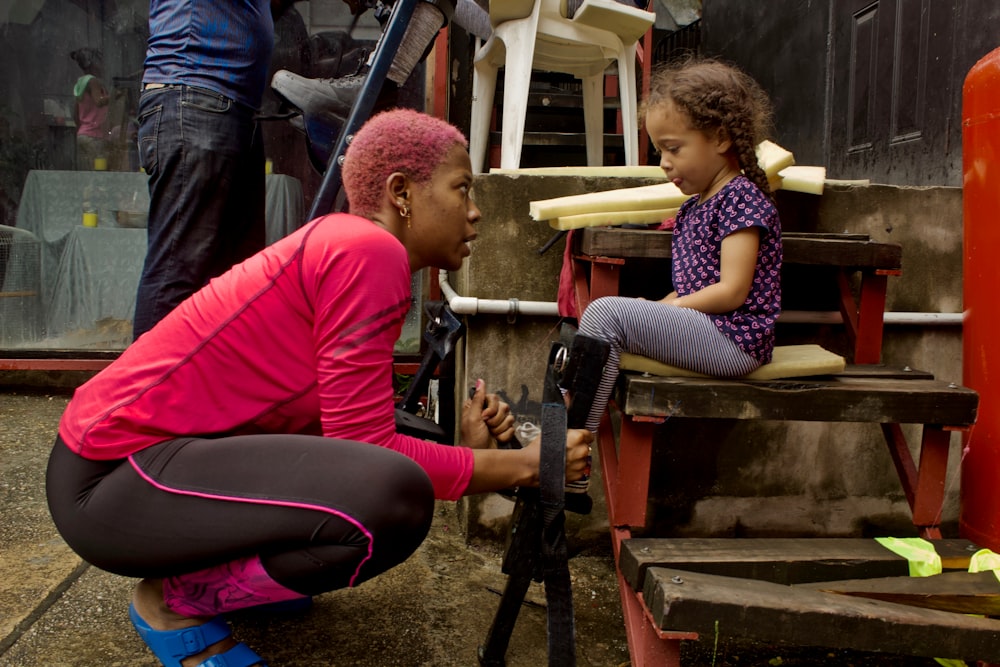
[455,174,965,547]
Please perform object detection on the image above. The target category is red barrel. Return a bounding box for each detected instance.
[961,46,1000,550]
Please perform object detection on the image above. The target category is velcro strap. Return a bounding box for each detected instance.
[539,403,567,514]
[165,616,232,657]
[539,402,576,665]
[198,641,268,667]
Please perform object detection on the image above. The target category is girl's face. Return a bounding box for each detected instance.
[410,144,481,271]
[646,100,738,201]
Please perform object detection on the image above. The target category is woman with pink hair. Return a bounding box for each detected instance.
[45,108,592,667]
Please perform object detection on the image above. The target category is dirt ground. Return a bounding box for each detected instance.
[0,388,964,666]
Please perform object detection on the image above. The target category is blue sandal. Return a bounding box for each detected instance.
[128,603,267,667]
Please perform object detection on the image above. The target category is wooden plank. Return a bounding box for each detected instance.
[577,228,902,270]
[835,364,934,380]
[642,567,1000,662]
[619,538,979,591]
[619,374,978,425]
[797,570,1000,616]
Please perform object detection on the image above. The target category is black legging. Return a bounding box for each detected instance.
[46,434,435,595]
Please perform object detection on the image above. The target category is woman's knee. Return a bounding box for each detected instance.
[379,454,435,536]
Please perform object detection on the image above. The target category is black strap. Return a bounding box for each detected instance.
[539,402,575,666]
[480,335,608,666]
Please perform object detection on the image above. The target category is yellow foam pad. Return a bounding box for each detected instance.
[619,344,846,381]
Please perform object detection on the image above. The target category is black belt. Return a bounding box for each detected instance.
[478,332,609,667]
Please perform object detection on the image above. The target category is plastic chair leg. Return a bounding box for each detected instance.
[581,73,604,166]
[470,57,498,174]
[617,42,640,165]
[498,29,537,169]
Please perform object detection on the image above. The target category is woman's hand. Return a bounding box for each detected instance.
[460,379,515,449]
[564,428,594,484]
[516,426,593,486]
[464,426,594,495]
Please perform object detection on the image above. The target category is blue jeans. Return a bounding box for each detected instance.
[133,85,266,339]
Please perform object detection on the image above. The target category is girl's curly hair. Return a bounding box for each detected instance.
[641,56,775,197]
[342,108,468,218]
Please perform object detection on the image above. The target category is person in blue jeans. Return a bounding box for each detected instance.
[133,0,471,340]
[132,0,297,339]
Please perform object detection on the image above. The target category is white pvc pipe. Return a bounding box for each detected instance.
[781,311,964,326]
[437,270,963,325]
[438,270,560,317]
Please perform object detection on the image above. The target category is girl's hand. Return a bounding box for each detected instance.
[656,291,679,305]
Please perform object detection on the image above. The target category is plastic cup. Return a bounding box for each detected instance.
[82,211,98,227]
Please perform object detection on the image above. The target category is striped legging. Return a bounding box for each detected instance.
[577,296,761,432]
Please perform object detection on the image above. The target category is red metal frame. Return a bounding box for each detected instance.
[432,27,449,119]
[0,358,114,371]
[598,409,688,667]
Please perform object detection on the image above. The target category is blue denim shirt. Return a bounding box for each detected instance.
[143,0,275,110]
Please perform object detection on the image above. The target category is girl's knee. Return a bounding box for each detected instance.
[579,296,626,337]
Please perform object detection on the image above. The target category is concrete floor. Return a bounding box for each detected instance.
[0,387,948,666]
[0,389,632,667]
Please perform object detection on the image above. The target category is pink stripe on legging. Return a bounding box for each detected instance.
[127,456,373,587]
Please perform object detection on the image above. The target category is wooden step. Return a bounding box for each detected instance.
[617,371,979,424]
[797,570,1000,616]
[576,227,903,270]
[642,566,1000,662]
[620,538,979,591]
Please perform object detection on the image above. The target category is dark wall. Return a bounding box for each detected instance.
[700,0,1000,186]
[700,1,832,172]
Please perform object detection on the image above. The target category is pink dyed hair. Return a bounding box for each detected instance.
[342,108,469,218]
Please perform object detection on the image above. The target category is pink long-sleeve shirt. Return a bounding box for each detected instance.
[58,214,475,500]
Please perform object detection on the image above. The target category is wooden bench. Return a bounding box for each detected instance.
[568,227,982,665]
[571,227,902,364]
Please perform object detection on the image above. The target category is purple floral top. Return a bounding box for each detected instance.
[672,175,782,363]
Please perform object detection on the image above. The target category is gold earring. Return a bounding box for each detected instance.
[399,201,411,228]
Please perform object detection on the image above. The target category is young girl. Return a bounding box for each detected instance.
[70,48,110,170]
[578,56,782,439]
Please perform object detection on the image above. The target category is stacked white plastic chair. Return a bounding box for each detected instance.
[469,0,655,173]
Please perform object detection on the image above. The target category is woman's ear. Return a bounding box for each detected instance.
[387,172,410,203]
